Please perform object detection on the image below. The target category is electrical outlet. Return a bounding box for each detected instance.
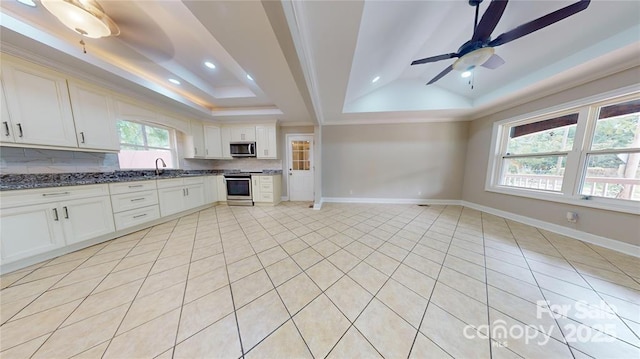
[566,211,578,223]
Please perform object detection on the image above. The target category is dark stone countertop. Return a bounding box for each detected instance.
[0,169,282,191]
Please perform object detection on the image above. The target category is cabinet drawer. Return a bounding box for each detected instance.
[259,176,273,184]
[183,176,204,185]
[113,205,160,231]
[257,192,274,202]
[259,182,273,193]
[111,190,159,213]
[1,184,109,209]
[109,180,157,195]
[157,178,183,189]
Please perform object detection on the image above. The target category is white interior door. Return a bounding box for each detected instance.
[287,135,314,201]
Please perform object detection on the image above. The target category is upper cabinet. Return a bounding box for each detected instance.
[221,127,232,159]
[230,126,256,142]
[115,99,158,123]
[189,120,205,158]
[1,58,78,148]
[0,80,15,143]
[256,125,278,159]
[204,125,223,158]
[67,81,119,151]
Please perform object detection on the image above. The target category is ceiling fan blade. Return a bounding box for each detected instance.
[471,0,509,42]
[481,53,505,69]
[488,0,590,47]
[411,53,458,66]
[427,65,454,85]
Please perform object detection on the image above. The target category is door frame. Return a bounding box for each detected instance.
[285,133,315,201]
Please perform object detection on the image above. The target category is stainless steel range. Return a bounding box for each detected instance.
[224,173,253,206]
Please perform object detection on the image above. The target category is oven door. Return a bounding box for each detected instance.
[225,177,252,200]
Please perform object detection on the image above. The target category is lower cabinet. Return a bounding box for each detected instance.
[204,175,218,204]
[251,175,282,205]
[109,180,160,231]
[157,177,205,217]
[0,187,114,265]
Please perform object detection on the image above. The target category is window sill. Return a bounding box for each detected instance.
[485,185,640,215]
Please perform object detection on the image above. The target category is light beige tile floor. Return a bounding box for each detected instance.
[1,203,639,358]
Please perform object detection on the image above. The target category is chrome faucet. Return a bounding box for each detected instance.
[155,158,167,175]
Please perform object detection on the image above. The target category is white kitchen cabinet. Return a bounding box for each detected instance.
[0,203,65,264]
[115,99,158,123]
[251,175,282,205]
[109,180,160,231]
[157,177,206,217]
[60,196,115,245]
[67,80,119,151]
[217,175,227,201]
[256,125,278,159]
[0,184,114,266]
[204,176,218,204]
[221,127,232,159]
[0,80,15,143]
[189,120,205,158]
[204,125,223,158]
[230,126,256,142]
[1,58,78,148]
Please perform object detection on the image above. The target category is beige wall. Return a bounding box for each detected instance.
[462,66,640,246]
[322,122,468,200]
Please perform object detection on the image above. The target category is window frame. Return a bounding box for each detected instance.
[117,119,178,170]
[485,85,640,215]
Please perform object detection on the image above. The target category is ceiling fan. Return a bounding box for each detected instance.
[411,0,591,85]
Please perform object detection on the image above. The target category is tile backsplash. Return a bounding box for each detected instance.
[210,158,282,171]
[0,147,120,174]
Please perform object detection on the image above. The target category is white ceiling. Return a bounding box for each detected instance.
[1,0,639,126]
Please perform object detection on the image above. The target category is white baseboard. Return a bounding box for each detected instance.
[321,197,462,205]
[462,201,640,258]
[281,196,289,202]
[313,200,323,210]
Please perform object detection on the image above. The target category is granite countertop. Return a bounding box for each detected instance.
[0,169,283,191]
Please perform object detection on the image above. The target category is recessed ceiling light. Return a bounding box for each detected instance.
[16,0,36,7]
[246,74,253,81]
[372,76,380,83]
[204,61,216,69]
[461,71,472,78]
[168,78,181,85]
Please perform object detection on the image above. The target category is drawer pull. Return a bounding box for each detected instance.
[133,213,147,219]
[130,198,146,202]
[128,184,144,188]
[42,192,70,197]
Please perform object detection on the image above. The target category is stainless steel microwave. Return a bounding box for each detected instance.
[230,142,256,157]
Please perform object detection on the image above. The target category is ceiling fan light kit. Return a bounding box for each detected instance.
[41,0,120,39]
[411,0,591,85]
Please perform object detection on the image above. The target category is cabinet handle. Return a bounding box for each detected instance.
[183,188,186,196]
[130,198,145,202]
[63,206,69,219]
[186,188,189,196]
[133,213,147,219]
[80,132,85,143]
[42,191,70,197]
[17,123,23,137]
[194,148,197,155]
[128,185,143,188]
[3,122,9,137]
[206,149,209,155]
[53,208,59,221]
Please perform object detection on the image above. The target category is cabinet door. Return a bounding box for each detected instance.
[158,187,185,217]
[216,176,227,201]
[68,81,119,151]
[204,126,222,158]
[221,127,232,159]
[231,127,256,142]
[0,80,15,143]
[61,196,115,245]
[0,203,64,264]
[184,184,205,210]
[204,176,218,204]
[251,177,262,201]
[2,61,77,148]
[256,125,277,159]
[190,120,205,158]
